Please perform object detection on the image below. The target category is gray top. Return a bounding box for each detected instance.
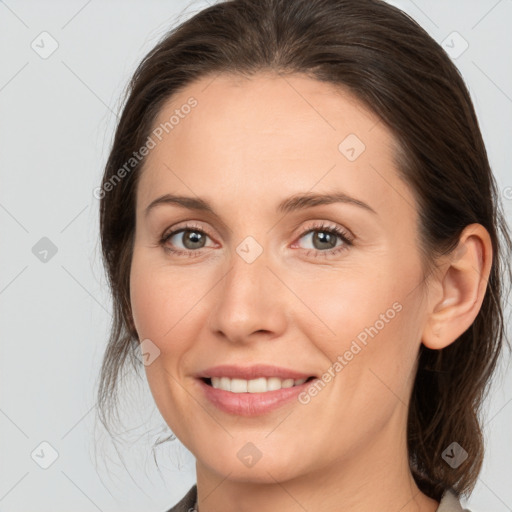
[165,485,471,512]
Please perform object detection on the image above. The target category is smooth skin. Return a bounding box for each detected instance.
[129,72,492,512]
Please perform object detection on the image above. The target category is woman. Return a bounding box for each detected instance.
[96,0,512,511]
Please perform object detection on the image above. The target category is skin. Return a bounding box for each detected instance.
[129,72,492,512]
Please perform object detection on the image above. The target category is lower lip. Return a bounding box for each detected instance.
[197,378,316,416]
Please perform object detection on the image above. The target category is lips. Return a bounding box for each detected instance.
[195,364,318,416]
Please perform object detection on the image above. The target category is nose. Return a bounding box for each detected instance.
[207,243,288,345]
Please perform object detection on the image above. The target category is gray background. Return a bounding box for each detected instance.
[1,0,511,511]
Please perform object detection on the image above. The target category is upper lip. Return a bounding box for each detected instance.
[196,364,315,380]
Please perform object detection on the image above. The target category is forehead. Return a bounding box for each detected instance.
[137,72,416,221]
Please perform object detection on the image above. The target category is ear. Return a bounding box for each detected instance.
[422,223,493,350]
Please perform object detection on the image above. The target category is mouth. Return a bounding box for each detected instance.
[195,364,319,415]
[200,375,316,393]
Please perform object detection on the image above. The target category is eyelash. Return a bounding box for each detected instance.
[159,221,354,259]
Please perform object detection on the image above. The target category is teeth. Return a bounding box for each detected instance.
[209,376,308,393]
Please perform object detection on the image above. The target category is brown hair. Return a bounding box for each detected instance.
[97,0,512,501]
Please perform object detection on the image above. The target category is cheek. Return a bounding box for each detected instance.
[129,254,203,437]
[289,264,402,350]
[130,269,169,341]
[293,260,423,399]
[130,253,195,341]
[129,251,218,369]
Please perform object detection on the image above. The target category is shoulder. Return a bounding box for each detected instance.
[164,484,197,512]
[437,488,472,512]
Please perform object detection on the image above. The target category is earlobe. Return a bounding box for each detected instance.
[421,223,493,350]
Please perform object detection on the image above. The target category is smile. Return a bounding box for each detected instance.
[195,364,319,416]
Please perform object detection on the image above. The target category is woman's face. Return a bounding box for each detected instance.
[130,72,431,483]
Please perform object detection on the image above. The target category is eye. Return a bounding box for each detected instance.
[160,222,216,257]
[160,221,354,258]
[293,221,354,257]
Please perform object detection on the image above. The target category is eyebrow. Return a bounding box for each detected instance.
[144,191,377,217]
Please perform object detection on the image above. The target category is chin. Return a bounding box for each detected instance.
[195,441,313,484]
